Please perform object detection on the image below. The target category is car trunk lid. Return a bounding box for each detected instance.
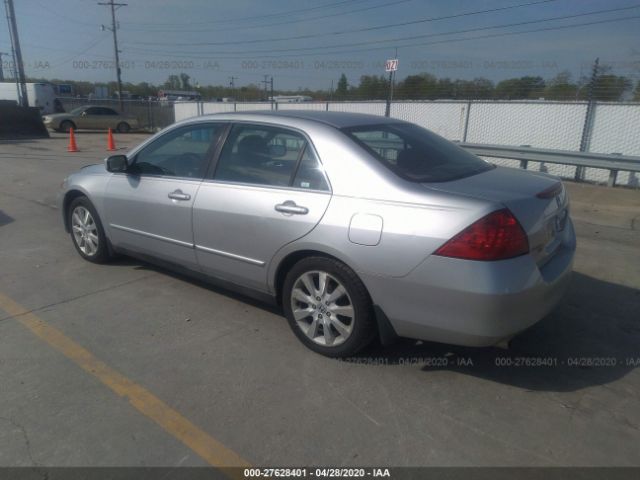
[424,166,569,266]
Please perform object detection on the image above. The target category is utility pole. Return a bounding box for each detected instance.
[99,0,127,111]
[261,74,270,101]
[228,76,237,99]
[4,0,28,107]
[270,76,274,108]
[577,57,599,181]
[580,57,599,151]
[0,51,9,82]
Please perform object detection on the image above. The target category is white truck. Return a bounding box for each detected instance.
[0,82,57,114]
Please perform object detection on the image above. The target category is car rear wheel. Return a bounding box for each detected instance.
[283,257,376,357]
[117,122,130,133]
[68,197,110,263]
[59,120,75,133]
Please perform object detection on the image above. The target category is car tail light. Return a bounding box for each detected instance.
[434,209,529,261]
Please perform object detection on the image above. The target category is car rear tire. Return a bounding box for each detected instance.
[68,197,110,264]
[282,256,376,358]
[60,120,75,133]
[117,122,130,133]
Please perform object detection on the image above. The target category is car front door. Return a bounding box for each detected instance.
[103,122,226,269]
[192,123,332,292]
[77,106,101,129]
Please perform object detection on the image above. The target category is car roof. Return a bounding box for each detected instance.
[198,110,406,129]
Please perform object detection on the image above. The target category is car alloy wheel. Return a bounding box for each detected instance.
[283,257,376,357]
[290,270,355,347]
[71,205,99,256]
[60,120,74,133]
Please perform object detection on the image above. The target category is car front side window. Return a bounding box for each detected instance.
[213,124,309,187]
[129,123,224,179]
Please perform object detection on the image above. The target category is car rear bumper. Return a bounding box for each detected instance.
[364,219,576,347]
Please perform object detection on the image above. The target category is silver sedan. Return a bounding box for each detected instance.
[58,111,575,357]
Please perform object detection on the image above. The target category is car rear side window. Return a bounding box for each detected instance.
[214,124,311,188]
[292,146,330,191]
[343,123,493,183]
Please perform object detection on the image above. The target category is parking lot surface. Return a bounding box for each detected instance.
[1,132,639,467]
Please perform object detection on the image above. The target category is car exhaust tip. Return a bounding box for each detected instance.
[495,337,512,350]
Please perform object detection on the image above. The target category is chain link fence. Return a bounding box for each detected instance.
[173,99,640,188]
[59,97,175,132]
[462,101,587,181]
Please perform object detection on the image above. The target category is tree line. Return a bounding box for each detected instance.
[333,71,639,101]
[27,69,640,102]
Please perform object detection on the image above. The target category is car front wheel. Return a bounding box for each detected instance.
[117,122,130,133]
[59,120,75,133]
[68,197,110,263]
[282,257,376,357]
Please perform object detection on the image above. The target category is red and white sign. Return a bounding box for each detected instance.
[385,58,399,72]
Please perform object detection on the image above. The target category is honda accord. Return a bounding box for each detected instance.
[58,111,575,357]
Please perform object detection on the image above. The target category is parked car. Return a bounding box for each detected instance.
[58,111,575,357]
[43,105,139,133]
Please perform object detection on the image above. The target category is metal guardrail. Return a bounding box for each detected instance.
[459,143,640,187]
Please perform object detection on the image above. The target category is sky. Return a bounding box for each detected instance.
[1,0,640,91]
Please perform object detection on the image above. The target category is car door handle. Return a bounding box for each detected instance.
[168,190,191,201]
[275,201,308,215]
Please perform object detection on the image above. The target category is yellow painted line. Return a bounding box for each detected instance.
[0,292,250,474]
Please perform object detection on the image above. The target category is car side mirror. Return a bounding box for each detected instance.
[81,111,87,116]
[105,155,129,173]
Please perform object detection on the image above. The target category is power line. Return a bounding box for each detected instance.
[132,0,556,46]
[122,5,640,58]
[334,14,640,60]
[9,40,113,59]
[125,0,411,34]
[33,0,101,28]
[33,1,365,32]
[122,0,369,26]
[49,35,110,67]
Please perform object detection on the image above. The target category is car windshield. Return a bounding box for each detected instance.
[342,123,494,183]
[69,107,86,115]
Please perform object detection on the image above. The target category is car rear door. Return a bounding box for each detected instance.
[99,107,120,129]
[103,122,226,269]
[192,122,332,292]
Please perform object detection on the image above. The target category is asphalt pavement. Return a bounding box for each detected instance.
[0,131,639,468]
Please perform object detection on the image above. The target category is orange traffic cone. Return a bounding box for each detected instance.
[107,128,116,151]
[67,128,79,152]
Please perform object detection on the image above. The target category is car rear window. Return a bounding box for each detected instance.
[342,123,493,183]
